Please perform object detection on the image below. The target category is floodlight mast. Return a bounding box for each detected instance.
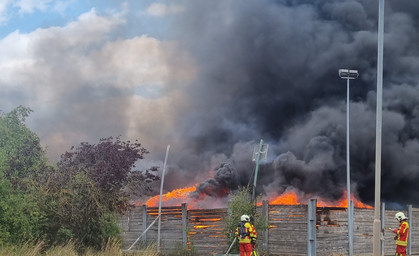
[373,0,385,255]
[339,68,359,256]
[339,69,359,79]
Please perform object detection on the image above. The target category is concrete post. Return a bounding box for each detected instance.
[142,205,147,244]
[408,204,412,255]
[262,200,269,252]
[308,199,317,256]
[381,202,385,256]
[182,203,188,248]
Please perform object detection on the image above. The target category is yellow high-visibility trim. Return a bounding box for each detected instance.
[396,240,407,246]
[400,222,409,233]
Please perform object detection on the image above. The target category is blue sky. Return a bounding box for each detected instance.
[0,1,171,39]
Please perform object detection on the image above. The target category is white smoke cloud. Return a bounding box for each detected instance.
[0,7,195,162]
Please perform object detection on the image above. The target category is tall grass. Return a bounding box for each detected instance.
[0,240,160,256]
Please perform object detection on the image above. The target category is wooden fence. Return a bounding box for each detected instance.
[119,201,418,255]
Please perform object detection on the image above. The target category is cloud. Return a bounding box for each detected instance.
[146,3,184,17]
[0,0,13,25]
[14,0,54,14]
[0,7,194,162]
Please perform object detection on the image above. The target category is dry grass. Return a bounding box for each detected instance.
[0,241,160,256]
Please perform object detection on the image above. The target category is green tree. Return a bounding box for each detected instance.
[0,106,47,186]
[0,106,48,245]
[0,106,160,250]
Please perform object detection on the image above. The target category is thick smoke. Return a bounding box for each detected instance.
[191,163,239,199]
[155,0,419,208]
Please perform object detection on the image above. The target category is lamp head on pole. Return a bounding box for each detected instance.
[339,69,359,79]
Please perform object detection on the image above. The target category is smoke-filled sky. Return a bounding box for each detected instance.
[2,0,419,207]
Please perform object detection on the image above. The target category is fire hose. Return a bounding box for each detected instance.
[382,227,397,240]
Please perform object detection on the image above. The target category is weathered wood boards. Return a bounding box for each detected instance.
[120,202,416,256]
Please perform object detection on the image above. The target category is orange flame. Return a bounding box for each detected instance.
[144,185,197,207]
[138,184,372,209]
[317,191,373,209]
[267,190,372,209]
[270,190,300,205]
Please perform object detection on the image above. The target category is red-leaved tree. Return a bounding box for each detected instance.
[57,136,158,212]
[46,136,160,249]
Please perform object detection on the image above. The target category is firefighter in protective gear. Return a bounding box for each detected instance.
[393,212,409,256]
[235,214,257,256]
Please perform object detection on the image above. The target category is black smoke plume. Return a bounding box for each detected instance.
[158,0,419,208]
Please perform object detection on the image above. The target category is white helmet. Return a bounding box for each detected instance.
[395,212,408,221]
[240,215,250,222]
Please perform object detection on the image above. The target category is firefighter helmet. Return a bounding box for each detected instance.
[241,215,250,222]
[395,212,408,221]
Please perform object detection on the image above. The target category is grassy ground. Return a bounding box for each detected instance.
[0,241,160,256]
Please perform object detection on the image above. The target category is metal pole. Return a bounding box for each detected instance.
[346,77,353,256]
[225,237,237,255]
[373,0,385,255]
[252,139,264,202]
[127,216,160,251]
[349,200,354,256]
[157,145,170,252]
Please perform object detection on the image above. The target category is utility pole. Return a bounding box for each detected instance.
[251,139,268,202]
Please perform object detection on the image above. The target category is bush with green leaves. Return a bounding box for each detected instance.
[224,186,268,253]
[0,106,48,245]
[41,136,159,250]
[0,106,159,251]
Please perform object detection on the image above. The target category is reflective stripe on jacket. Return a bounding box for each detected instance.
[235,222,257,244]
[395,220,409,247]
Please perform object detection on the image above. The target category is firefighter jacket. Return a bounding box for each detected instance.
[394,220,409,247]
[235,222,257,244]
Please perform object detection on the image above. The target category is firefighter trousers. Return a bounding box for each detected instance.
[395,244,406,256]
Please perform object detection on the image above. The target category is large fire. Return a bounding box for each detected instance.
[137,185,197,207]
[265,189,373,209]
[138,185,372,209]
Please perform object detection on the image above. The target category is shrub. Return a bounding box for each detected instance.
[224,186,268,254]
